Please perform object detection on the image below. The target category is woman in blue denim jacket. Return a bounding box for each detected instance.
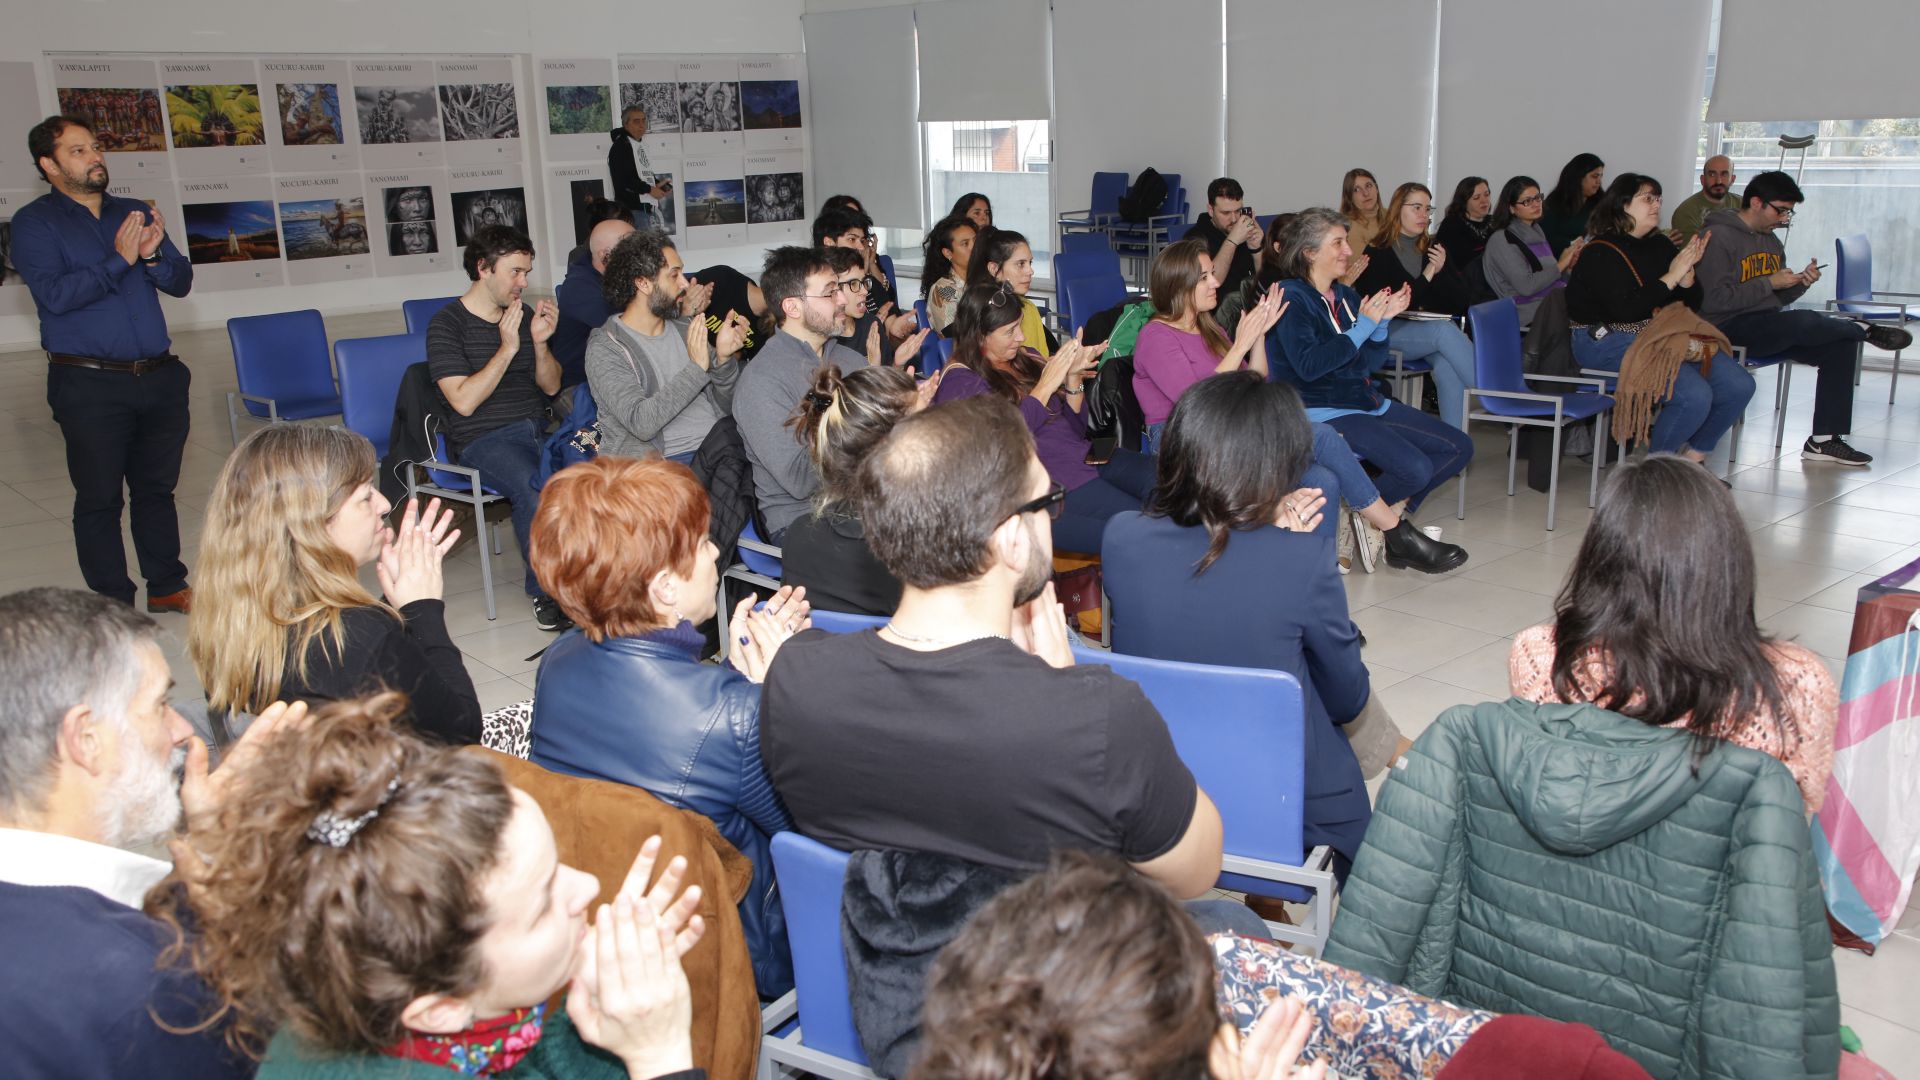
[526,455,812,999]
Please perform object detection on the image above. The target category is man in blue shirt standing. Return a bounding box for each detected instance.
[12,116,194,613]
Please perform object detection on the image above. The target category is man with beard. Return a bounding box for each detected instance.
[12,116,194,615]
[426,225,567,629]
[1669,154,1739,244]
[757,399,1241,1021]
[0,587,299,1078]
[584,229,748,463]
[732,246,868,540]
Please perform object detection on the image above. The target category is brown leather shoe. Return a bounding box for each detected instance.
[146,587,192,615]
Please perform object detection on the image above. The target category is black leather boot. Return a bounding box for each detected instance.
[1382,519,1468,574]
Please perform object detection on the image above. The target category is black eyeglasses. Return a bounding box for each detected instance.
[1006,483,1065,522]
[1766,202,1797,219]
[838,277,870,295]
[1515,194,1544,207]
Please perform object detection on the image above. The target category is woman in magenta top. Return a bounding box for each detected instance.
[1131,238,1285,453]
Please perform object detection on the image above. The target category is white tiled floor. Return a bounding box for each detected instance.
[1,314,1916,1064]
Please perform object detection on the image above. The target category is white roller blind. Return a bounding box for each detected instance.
[1709,0,1918,121]
[1052,0,1223,231]
[1225,0,1435,216]
[1436,0,1711,209]
[804,6,924,228]
[915,0,1051,121]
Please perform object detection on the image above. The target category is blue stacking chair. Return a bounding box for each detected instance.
[1057,170,1128,240]
[225,309,344,445]
[1068,643,1337,952]
[875,254,898,302]
[758,833,876,1079]
[1060,275,1129,338]
[1109,173,1185,279]
[921,333,953,372]
[716,521,783,661]
[1052,246,1123,291]
[1829,233,1912,403]
[407,428,506,619]
[402,295,461,335]
[807,610,887,634]
[1057,230,1112,257]
[334,333,425,458]
[1460,298,1613,531]
[911,298,930,330]
[1379,350,1434,407]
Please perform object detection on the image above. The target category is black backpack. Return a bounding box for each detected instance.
[1117,168,1169,223]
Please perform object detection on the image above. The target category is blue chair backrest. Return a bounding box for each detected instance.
[335,332,426,457]
[402,296,460,335]
[876,254,898,299]
[769,833,869,1065]
[1255,213,1278,235]
[1466,298,1536,414]
[1052,248,1123,289]
[923,333,953,372]
[1061,275,1128,336]
[228,309,337,415]
[1058,231,1111,256]
[738,518,783,577]
[1070,644,1307,884]
[809,610,887,634]
[1089,171,1127,217]
[1834,234,1872,313]
[912,298,930,330]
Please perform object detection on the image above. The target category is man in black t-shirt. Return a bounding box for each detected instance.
[426,225,566,629]
[1183,176,1263,295]
[760,397,1227,898]
[689,263,769,362]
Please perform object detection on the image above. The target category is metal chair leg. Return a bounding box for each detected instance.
[1591,411,1606,507]
[1546,411,1564,532]
[1774,362,1792,449]
[1505,426,1519,496]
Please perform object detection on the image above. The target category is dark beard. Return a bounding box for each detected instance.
[648,286,681,319]
[67,164,110,194]
[1012,517,1051,606]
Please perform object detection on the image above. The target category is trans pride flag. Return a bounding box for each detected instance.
[1815,555,1920,951]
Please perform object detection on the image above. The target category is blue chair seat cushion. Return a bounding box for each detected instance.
[1476,391,1611,421]
[241,393,344,419]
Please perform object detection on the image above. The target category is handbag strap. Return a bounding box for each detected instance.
[1587,239,1644,288]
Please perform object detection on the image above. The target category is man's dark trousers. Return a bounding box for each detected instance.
[46,360,191,604]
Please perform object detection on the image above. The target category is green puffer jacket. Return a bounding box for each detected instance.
[1324,699,1839,1080]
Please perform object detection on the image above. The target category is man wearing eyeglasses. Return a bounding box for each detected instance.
[1697,170,1909,467]
[813,204,899,312]
[733,246,871,540]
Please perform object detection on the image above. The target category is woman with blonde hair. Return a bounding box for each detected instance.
[1349,181,1478,428]
[188,424,479,745]
[1338,168,1386,284]
[782,363,938,615]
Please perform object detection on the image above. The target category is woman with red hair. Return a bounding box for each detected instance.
[527,455,811,999]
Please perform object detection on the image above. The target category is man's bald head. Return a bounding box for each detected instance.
[589,219,636,273]
[1701,155,1734,199]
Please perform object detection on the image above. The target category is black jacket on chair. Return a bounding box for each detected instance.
[379,361,452,504]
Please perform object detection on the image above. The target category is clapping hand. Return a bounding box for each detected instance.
[1380,284,1414,320]
[914,368,945,411]
[497,302,526,350]
[136,207,168,260]
[1423,242,1448,278]
[1277,486,1327,533]
[529,299,560,344]
[1215,996,1326,1080]
[1234,284,1289,350]
[114,212,145,265]
[377,497,460,609]
[878,301,919,342]
[714,309,751,360]
[177,699,312,839]
[727,584,811,683]
[1671,232,1710,279]
[679,276,714,318]
[1010,581,1075,669]
[685,315,713,372]
[570,835,705,1080]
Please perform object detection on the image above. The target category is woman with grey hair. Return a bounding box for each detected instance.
[1267,209,1473,569]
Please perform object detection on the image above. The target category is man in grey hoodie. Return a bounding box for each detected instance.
[1696,170,1910,467]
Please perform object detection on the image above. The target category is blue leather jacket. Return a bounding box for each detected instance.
[531,625,794,997]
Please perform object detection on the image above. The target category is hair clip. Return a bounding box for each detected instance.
[803,390,836,409]
[306,776,401,848]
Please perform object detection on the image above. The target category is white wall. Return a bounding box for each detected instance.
[0,0,804,349]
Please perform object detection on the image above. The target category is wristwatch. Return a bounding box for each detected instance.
[139,250,162,264]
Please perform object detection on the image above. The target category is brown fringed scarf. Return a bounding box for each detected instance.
[1590,241,1733,447]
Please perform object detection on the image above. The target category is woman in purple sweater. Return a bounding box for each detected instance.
[1131,238,1284,453]
[932,282,1148,554]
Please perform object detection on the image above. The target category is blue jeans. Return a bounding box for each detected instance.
[457,417,548,598]
[1571,330,1756,454]
[1385,318,1475,428]
[1056,449,1157,555]
[1324,401,1473,512]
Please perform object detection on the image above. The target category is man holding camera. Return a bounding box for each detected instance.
[1185,176,1263,294]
